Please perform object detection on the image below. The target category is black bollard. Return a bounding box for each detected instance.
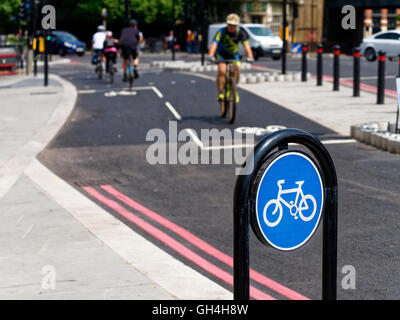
[333,45,340,91]
[317,43,323,86]
[377,51,386,105]
[44,36,48,87]
[301,42,308,82]
[353,47,361,97]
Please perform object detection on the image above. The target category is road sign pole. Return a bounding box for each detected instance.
[233,128,338,300]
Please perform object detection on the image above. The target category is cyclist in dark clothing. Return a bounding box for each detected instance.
[119,19,141,81]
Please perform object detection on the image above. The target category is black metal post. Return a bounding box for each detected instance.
[201,1,208,66]
[377,51,386,105]
[124,0,130,23]
[353,47,360,97]
[281,0,287,75]
[233,179,250,300]
[171,0,176,61]
[233,128,338,301]
[33,35,37,77]
[317,43,323,86]
[301,42,308,82]
[44,32,49,86]
[333,45,340,91]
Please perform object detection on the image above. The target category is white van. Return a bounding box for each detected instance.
[207,23,283,60]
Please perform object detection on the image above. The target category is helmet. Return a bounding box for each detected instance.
[226,13,240,26]
[97,25,105,32]
[129,19,138,26]
[106,31,113,38]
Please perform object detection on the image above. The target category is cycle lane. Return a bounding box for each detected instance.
[40,59,400,300]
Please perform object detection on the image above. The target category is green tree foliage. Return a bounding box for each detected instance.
[0,0,21,33]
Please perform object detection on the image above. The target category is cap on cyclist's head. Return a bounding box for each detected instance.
[97,25,105,32]
[226,13,240,26]
[106,31,113,38]
[129,19,138,26]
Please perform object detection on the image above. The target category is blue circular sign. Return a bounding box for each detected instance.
[254,151,324,251]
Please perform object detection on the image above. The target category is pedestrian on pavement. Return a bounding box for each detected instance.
[186,30,192,53]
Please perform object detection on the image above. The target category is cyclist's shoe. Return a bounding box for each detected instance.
[134,67,139,79]
[217,92,224,101]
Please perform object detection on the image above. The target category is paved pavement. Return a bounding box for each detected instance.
[0,56,399,300]
[0,72,230,300]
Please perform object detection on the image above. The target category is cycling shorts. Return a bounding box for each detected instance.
[121,46,138,60]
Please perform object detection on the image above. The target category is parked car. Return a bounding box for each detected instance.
[49,31,86,56]
[359,30,400,61]
[208,23,283,60]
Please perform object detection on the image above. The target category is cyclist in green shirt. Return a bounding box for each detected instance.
[208,14,254,103]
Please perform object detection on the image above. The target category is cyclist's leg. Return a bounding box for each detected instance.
[232,55,241,103]
[121,47,129,81]
[217,63,226,101]
[132,49,139,78]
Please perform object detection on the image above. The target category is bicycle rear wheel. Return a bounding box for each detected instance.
[97,64,103,80]
[109,61,114,84]
[128,67,134,90]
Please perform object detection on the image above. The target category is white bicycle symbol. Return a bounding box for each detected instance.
[263,179,317,228]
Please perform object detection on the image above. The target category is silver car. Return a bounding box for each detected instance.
[359,30,400,61]
[208,23,283,60]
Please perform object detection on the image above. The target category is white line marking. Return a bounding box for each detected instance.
[185,129,356,151]
[165,102,182,121]
[185,129,204,149]
[21,224,34,239]
[152,86,163,98]
[321,139,356,145]
[77,89,97,94]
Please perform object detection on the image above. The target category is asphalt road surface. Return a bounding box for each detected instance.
[39,54,400,300]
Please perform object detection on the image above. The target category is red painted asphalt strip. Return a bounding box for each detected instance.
[82,186,275,300]
[100,185,309,300]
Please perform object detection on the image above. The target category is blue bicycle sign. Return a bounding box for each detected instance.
[263,179,317,227]
[254,151,324,251]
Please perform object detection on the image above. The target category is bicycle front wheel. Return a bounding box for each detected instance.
[298,194,317,222]
[227,79,236,124]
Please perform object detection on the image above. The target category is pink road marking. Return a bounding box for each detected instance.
[100,185,309,300]
[82,186,275,300]
[323,75,397,97]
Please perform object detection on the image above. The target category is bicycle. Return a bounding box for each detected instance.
[105,51,117,84]
[263,179,317,228]
[213,58,252,124]
[93,50,103,80]
[217,59,239,124]
[126,54,135,90]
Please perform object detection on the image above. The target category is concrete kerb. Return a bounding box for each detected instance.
[153,60,303,84]
[351,122,400,154]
